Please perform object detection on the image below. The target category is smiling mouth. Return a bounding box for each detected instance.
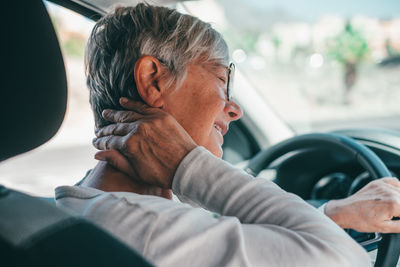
[214,123,223,134]
[214,122,228,137]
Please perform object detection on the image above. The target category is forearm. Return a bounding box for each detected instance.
[175,147,351,227]
[173,147,371,266]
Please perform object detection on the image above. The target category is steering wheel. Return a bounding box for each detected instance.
[245,133,400,267]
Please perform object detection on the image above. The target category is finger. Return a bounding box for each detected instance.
[381,177,400,188]
[96,122,138,138]
[120,97,157,115]
[102,109,144,123]
[93,135,124,151]
[94,150,138,178]
[379,220,400,233]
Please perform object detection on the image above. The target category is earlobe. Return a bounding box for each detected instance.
[134,55,165,108]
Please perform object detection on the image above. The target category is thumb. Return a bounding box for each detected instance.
[380,220,400,233]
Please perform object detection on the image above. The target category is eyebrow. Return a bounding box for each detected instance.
[211,62,229,69]
[205,63,229,74]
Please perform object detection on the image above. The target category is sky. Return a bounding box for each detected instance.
[244,0,400,21]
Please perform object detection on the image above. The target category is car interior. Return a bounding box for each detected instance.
[1,0,400,266]
[0,0,153,266]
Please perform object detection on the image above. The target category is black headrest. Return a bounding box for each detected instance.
[1,0,67,161]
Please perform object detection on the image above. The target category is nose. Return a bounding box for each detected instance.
[225,99,243,121]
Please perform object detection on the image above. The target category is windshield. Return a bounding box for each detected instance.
[183,0,400,133]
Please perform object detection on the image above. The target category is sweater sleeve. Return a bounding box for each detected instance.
[57,147,371,267]
[171,146,371,267]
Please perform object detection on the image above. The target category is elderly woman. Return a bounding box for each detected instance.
[56,4,386,266]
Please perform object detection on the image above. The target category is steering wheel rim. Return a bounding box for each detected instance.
[245,133,400,267]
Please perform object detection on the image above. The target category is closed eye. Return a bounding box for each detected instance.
[218,77,227,84]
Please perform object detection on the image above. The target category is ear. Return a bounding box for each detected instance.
[134,55,168,108]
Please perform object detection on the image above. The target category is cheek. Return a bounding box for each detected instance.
[198,101,225,151]
[183,91,224,136]
[179,99,224,149]
[162,68,226,150]
[200,99,224,127]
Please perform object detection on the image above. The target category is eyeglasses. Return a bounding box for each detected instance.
[160,58,235,101]
[226,62,235,101]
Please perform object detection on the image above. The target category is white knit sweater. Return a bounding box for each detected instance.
[55,146,370,267]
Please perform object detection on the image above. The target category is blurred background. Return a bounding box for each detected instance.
[185,0,400,133]
[0,0,399,196]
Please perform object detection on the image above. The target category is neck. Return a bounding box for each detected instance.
[82,161,172,200]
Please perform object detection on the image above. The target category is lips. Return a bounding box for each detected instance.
[214,122,228,136]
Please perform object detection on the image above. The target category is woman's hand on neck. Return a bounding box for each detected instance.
[81,161,172,200]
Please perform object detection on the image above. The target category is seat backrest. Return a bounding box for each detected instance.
[1,0,67,162]
[0,1,152,266]
[0,186,153,267]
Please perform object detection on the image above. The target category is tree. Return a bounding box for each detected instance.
[326,22,370,104]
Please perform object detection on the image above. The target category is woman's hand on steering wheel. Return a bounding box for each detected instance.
[325,177,400,233]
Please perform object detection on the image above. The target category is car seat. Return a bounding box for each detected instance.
[0,0,153,266]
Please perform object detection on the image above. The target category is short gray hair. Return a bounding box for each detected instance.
[85,3,229,127]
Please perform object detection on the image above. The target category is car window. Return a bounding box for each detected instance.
[183,0,400,134]
[0,2,96,196]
